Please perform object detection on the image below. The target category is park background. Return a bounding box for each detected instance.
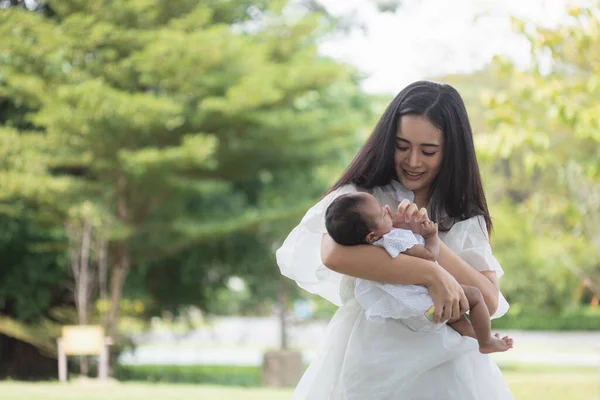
[0,0,599,399]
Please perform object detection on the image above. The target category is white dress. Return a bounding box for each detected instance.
[355,228,436,324]
[276,181,513,400]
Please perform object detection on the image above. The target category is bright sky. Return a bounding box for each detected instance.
[318,0,572,94]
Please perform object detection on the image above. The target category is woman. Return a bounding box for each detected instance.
[276,81,513,399]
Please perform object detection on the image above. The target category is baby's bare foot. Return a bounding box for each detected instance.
[479,333,513,354]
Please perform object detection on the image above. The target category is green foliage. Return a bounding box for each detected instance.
[0,315,60,356]
[431,68,587,316]
[0,212,67,322]
[0,0,371,343]
[490,202,581,313]
[465,2,600,311]
[4,0,598,350]
[492,307,600,331]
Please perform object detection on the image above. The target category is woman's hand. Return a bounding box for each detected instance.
[426,265,469,323]
[393,200,429,234]
[394,200,469,320]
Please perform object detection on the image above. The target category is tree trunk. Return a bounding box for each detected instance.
[98,236,108,300]
[78,219,93,377]
[105,182,131,340]
[77,218,92,327]
[105,242,129,340]
[262,278,303,388]
[278,277,289,350]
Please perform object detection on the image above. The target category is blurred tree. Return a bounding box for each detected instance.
[0,0,370,354]
[428,68,577,314]
[0,207,69,378]
[480,1,600,307]
[0,93,72,378]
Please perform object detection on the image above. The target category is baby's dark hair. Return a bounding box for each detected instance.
[325,193,372,246]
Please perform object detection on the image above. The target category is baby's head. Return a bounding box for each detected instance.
[325,192,393,246]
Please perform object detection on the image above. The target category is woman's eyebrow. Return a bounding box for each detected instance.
[396,137,440,147]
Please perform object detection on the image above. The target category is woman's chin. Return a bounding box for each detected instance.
[398,177,424,192]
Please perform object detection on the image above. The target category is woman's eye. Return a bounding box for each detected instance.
[422,151,436,156]
[396,146,409,151]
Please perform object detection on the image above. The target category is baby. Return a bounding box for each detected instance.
[325,192,513,354]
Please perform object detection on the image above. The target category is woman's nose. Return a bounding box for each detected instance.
[406,150,420,167]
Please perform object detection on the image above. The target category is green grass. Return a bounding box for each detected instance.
[0,381,292,400]
[506,370,597,400]
[0,367,597,400]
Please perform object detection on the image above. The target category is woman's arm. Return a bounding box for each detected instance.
[321,234,438,283]
[437,242,499,315]
[321,234,469,322]
[393,201,501,315]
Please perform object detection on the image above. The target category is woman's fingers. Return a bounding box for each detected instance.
[427,266,466,323]
[396,200,417,223]
[442,302,453,322]
[396,200,429,223]
[433,305,444,324]
[404,204,419,222]
[396,199,411,216]
[416,207,429,222]
[459,292,469,315]
[450,297,461,321]
[384,205,392,217]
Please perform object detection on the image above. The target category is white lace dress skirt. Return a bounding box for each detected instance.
[295,278,513,400]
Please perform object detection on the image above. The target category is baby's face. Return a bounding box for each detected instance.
[360,193,393,237]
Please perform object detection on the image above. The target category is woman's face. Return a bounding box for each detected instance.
[394,115,444,201]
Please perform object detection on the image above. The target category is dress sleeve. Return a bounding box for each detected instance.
[275,185,359,306]
[446,215,504,278]
[444,215,509,318]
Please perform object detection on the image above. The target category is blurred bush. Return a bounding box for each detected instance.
[116,364,261,386]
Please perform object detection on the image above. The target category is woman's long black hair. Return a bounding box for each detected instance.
[329,80,492,234]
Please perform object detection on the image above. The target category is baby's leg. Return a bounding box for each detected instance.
[459,285,513,354]
[448,315,476,339]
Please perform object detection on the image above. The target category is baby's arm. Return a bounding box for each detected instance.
[403,244,436,261]
[420,221,440,261]
[393,221,439,261]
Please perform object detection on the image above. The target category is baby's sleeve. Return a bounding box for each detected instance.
[380,229,421,258]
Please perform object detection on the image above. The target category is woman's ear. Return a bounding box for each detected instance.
[365,232,378,244]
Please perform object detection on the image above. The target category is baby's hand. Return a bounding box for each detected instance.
[420,220,438,238]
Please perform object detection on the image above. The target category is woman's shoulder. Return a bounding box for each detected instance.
[335,183,361,193]
[316,184,361,207]
[302,184,360,225]
[327,180,411,197]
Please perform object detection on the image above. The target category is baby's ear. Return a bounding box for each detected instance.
[365,232,378,244]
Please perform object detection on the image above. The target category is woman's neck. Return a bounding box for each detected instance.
[412,189,429,209]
